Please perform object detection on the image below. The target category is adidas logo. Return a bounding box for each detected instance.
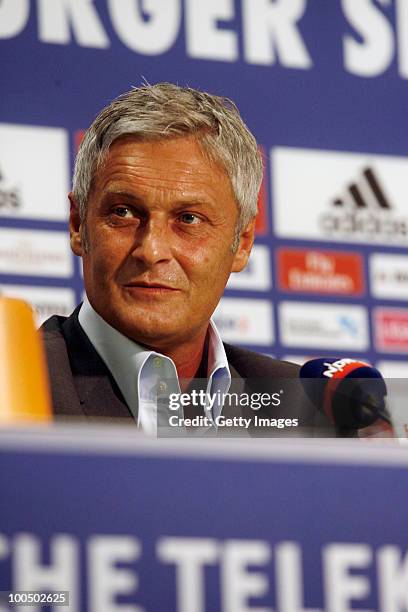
[332,166,391,210]
[319,166,408,241]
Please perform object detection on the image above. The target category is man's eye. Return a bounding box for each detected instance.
[179,213,200,225]
[113,206,133,218]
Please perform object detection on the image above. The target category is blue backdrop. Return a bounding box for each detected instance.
[1,0,408,372]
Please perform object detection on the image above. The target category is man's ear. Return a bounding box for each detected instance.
[68,192,83,256]
[231,219,255,273]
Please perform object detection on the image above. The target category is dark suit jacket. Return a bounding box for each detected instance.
[40,307,333,436]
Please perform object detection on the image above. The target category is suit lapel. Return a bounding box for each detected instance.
[62,308,133,420]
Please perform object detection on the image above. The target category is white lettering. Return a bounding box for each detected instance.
[324,543,374,612]
[396,0,408,78]
[4,0,408,80]
[157,537,219,612]
[342,0,394,77]
[377,546,408,612]
[108,0,180,55]
[322,358,363,378]
[276,542,322,612]
[88,536,143,612]
[13,533,78,611]
[242,0,312,68]
[37,0,109,47]
[306,252,335,274]
[206,392,217,410]
[222,540,271,612]
[0,0,29,38]
[185,0,237,61]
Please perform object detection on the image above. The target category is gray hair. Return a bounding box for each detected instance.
[73,82,263,249]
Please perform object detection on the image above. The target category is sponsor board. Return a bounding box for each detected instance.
[0,228,73,277]
[277,248,364,295]
[227,244,271,291]
[374,308,408,353]
[370,253,408,300]
[213,298,273,345]
[273,147,408,246]
[0,123,69,220]
[279,301,369,350]
[0,285,76,325]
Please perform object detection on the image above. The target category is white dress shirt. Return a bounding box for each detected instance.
[78,297,231,435]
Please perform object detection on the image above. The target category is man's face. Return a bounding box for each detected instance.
[69,135,254,351]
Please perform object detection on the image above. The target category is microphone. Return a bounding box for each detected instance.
[299,358,392,436]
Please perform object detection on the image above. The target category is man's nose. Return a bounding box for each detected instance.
[130,218,172,266]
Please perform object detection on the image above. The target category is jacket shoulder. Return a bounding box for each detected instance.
[39,313,84,416]
[41,313,69,335]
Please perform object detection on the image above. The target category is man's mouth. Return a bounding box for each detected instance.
[123,281,180,292]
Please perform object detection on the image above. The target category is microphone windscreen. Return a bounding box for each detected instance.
[300,358,387,430]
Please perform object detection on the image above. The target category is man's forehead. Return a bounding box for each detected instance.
[107,133,210,162]
[85,135,238,217]
[91,135,235,198]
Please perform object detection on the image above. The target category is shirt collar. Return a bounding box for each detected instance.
[206,317,230,377]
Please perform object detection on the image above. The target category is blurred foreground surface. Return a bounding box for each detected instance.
[0,425,407,611]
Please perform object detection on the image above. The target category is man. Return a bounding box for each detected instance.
[42,82,326,436]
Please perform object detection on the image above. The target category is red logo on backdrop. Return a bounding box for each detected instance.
[74,130,85,153]
[374,309,408,352]
[277,248,364,296]
[255,145,268,235]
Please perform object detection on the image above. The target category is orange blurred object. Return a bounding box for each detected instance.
[0,297,52,424]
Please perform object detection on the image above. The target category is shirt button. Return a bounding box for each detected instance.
[153,357,162,368]
[158,381,167,393]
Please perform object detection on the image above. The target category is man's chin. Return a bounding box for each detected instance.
[95,299,206,350]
